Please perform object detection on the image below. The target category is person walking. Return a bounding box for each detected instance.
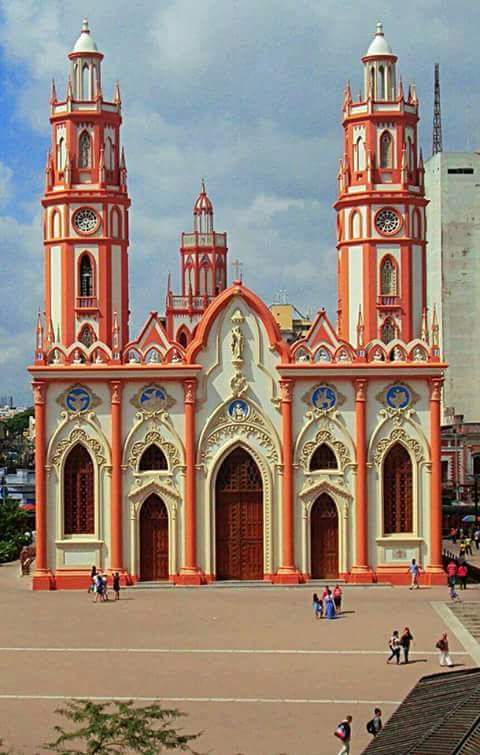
[333,584,343,614]
[459,541,466,559]
[408,558,420,589]
[457,562,468,590]
[366,708,382,737]
[386,630,401,664]
[94,572,104,603]
[334,715,352,754]
[102,572,109,600]
[400,627,414,664]
[446,560,457,588]
[113,571,121,601]
[436,633,453,667]
[464,536,473,557]
[88,565,97,594]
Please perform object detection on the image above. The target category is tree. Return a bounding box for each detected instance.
[44,699,203,754]
[0,499,32,563]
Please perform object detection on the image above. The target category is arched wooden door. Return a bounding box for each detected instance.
[139,494,169,581]
[215,448,263,580]
[310,493,338,579]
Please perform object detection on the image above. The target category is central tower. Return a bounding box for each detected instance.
[335,23,427,346]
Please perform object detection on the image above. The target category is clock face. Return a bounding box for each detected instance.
[375,208,401,236]
[73,207,99,234]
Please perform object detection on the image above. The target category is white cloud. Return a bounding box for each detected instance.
[0,163,13,206]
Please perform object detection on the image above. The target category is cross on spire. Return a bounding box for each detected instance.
[232,259,243,282]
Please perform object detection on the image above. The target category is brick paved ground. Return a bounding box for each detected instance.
[0,565,478,755]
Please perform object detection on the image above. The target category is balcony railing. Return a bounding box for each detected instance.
[377,295,399,306]
[76,296,98,309]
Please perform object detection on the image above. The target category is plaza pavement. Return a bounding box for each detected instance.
[0,564,478,755]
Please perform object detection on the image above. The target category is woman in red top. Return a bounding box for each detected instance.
[457,562,468,590]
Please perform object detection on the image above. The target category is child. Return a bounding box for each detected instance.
[312,592,323,619]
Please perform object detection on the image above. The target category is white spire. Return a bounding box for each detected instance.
[366,21,394,57]
[72,18,99,53]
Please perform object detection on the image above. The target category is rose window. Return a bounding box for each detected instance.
[375,209,401,235]
[73,207,99,234]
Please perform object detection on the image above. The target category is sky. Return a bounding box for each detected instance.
[0,0,479,405]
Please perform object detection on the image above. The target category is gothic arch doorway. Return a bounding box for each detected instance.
[310,493,338,579]
[139,494,169,581]
[215,447,263,580]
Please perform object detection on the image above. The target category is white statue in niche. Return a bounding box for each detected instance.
[413,347,425,362]
[231,325,244,363]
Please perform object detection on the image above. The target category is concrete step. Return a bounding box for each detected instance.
[130,579,392,590]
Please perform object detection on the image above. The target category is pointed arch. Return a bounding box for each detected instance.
[78,323,96,348]
[309,444,338,471]
[176,327,190,349]
[78,130,91,168]
[380,256,398,296]
[381,317,396,344]
[57,137,66,172]
[383,443,413,534]
[139,444,168,472]
[380,131,393,168]
[199,262,210,296]
[378,65,385,99]
[51,209,62,239]
[64,444,94,534]
[105,137,115,171]
[78,253,95,297]
[412,208,421,238]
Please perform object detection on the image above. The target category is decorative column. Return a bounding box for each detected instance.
[428,377,444,580]
[32,380,51,590]
[276,378,301,583]
[178,378,203,584]
[351,378,372,581]
[109,380,124,574]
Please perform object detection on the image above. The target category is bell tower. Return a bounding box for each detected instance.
[335,22,427,346]
[42,19,131,353]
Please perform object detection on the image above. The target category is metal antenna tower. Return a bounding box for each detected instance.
[432,63,443,155]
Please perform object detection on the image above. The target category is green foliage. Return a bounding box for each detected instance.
[3,409,33,438]
[44,699,203,754]
[0,499,31,563]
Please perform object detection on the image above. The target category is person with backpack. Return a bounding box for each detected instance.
[386,630,401,664]
[334,715,352,754]
[366,708,382,737]
[436,632,453,667]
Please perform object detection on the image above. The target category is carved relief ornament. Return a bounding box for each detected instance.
[299,429,351,472]
[51,427,106,469]
[373,427,424,466]
[127,430,181,471]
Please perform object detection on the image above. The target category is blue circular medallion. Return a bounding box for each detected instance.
[65,386,91,413]
[312,385,337,411]
[140,386,166,411]
[386,384,411,410]
[228,399,249,420]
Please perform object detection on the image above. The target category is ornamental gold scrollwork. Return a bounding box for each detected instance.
[299,429,351,472]
[201,423,278,464]
[127,430,180,471]
[373,427,424,466]
[51,427,106,469]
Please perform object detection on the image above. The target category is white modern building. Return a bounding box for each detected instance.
[425,151,480,422]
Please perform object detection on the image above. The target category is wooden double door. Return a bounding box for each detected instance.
[140,494,169,581]
[215,448,264,580]
[310,493,339,579]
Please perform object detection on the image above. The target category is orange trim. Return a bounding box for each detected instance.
[110,381,123,571]
[400,245,412,340]
[179,379,203,584]
[33,382,47,573]
[428,379,444,572]
[352,379,370,573]
[61,244,74,345]
[186,282,289,364]
[275,380,300,582]
[363,244,376,342]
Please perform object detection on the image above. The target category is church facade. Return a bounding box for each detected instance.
[30,21,446,589]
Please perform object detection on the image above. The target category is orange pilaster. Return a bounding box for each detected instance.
[351,378,373,581]
[32,381,52,590]
[178,379,203,584]
[275,379,301,583]
[110,381,124,572]
[427,378,445,581]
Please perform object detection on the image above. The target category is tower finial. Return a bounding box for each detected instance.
[432,63,443,155]
[376,21,384,35]
[82,18,89,33]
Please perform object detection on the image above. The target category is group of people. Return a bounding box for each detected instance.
[312,585,343,620]
[386,627,454,668]
[446,559,469,599]
[89,566,121,602]
[334,708,382,754]
[449,526,480,555]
